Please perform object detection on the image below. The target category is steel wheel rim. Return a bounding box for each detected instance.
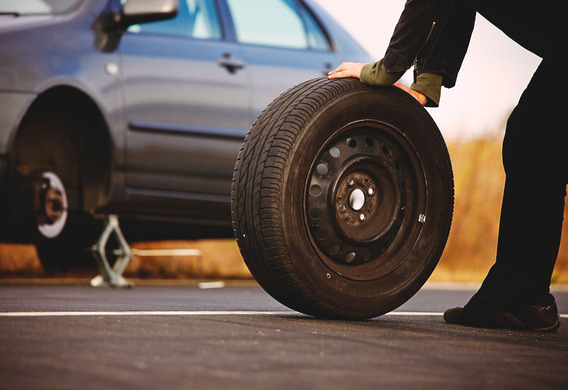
[304,120,427,281]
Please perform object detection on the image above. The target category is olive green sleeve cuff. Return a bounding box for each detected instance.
[360,59,404,86]
[410,72,443,107]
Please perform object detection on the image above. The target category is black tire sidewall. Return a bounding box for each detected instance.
[275,85,453,316]
[34,211,101,272]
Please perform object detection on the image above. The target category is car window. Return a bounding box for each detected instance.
[128,0,222,40]
[226,0,329,50]
[0,0,80,14]
[299,3,331,51]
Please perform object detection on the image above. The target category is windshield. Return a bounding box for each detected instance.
[0,0,82,15]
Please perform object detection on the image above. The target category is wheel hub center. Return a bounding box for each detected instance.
[335,170,379,231]
[305,130,414,270]
[349,188,366,211]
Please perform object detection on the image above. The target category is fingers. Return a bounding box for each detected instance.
[394,82,427,106]
[328,66,427,106]
[393,82,412,94]
[328,62,366,79]
[327,62,357,78]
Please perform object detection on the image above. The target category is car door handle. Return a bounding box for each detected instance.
[321,62,334,76]
[218,53,245,74]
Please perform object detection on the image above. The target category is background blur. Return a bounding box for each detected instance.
[1,0,565,283]
[318,0,541,141]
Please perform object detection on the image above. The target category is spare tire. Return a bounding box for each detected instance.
[231,77,453,320]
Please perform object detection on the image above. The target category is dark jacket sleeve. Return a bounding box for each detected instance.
[360,0,476,106]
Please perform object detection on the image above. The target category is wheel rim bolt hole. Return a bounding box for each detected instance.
[309,184,322,197]
[346,138,357,148]
[316,163,328,176]
[329,147,341,158]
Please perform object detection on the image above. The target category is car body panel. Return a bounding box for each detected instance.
[121,34,248,196]
[0,0,372,240]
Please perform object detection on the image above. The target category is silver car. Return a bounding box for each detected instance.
[0,0,371,270]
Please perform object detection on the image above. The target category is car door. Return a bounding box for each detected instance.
[120,0,248,211]
[223,0,340,123]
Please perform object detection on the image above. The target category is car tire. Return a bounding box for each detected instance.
[231,77,454,320]
[12,170,100,273]
[10,110,102,272]
[31,171,101,272]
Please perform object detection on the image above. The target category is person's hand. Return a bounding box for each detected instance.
[394,82,427,106]
[327,62,366,79]
[328,63,427,106]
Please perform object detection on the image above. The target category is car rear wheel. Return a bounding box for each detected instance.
[231,77,454,320]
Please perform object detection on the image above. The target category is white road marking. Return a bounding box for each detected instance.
[0,311,441,318]
[1,311,566,318]
[0,311,294,317]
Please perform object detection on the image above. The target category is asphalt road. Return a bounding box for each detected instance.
[1,282,567,390]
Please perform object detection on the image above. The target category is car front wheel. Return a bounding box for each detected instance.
[10,107,103,272]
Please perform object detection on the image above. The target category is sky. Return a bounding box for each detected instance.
[314,0,542,140]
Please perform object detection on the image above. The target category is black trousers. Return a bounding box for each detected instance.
[453,1,567,311]
[467,59,567,311]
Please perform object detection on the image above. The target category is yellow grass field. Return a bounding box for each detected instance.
[433,138,568,284]
[1,137,567,284]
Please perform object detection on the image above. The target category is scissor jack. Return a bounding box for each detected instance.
[90,215,202,287]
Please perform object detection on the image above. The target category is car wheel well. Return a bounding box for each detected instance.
[11,86,113,213]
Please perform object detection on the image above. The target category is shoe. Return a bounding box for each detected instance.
[444,293,561,332]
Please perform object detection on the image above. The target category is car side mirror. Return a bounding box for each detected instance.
[98,0,178,33]
[94,0,178,52]
[121,0,178,28]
